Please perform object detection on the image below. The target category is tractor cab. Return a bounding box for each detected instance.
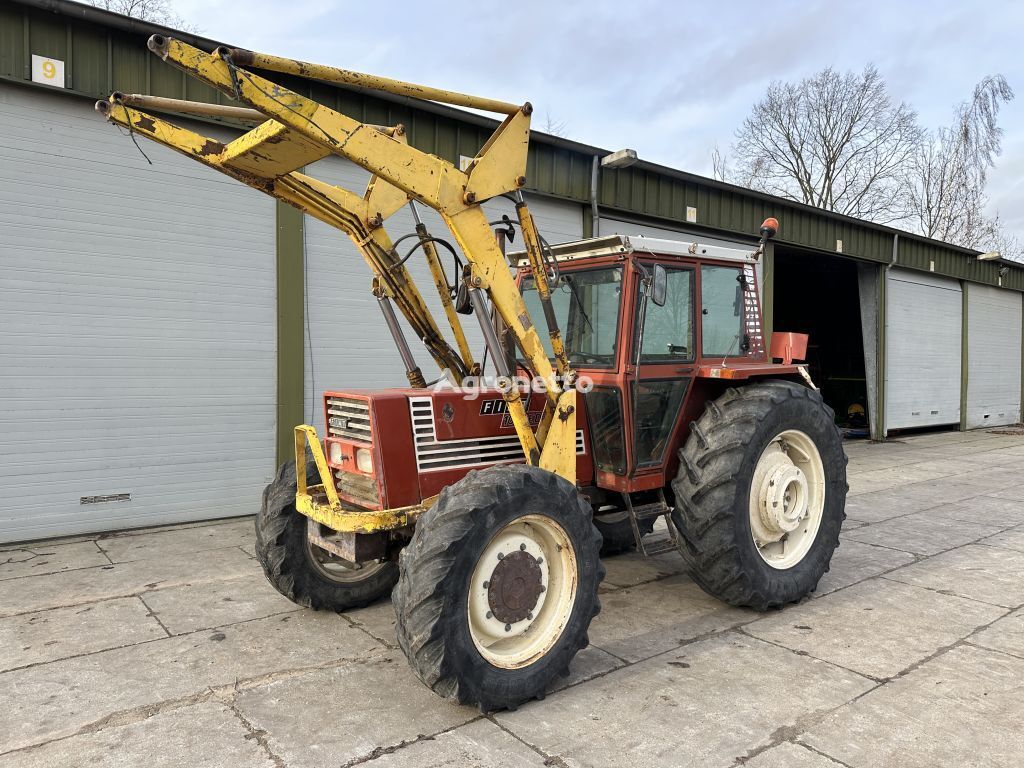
[515,232,810,500]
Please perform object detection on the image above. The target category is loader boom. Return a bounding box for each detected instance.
[96,36,577,481]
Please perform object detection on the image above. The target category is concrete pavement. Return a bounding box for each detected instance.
[1,429,1023,767]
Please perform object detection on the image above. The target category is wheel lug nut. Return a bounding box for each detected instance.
[539,585,546,592]
[520,543,527,551]
[486,611,493,619]
[497,552,504,560]
[526,611,533,620]
[536,557,543,565]
[504,623,511,632]
[482,581,490,589]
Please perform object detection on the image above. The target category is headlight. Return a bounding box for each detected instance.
[328,442,343,463]
[355,448,373,474]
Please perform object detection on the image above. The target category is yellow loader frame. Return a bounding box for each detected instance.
[96,36,578,532]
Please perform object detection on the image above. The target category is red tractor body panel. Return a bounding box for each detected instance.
[320,243,809,511]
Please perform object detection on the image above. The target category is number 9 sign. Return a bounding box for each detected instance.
[31,55,65,88]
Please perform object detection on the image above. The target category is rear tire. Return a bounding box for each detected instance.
[255,460,398,611]
[393,464,604,711]
[593,508,654,556]
[671,381,847,610]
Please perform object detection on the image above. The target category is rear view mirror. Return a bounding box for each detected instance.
[651,264,668,307]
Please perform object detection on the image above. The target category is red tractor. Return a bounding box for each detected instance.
[258,225,846,708]
[98,37,846,712]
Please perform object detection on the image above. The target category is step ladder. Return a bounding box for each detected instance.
[740,262,765,355]
[622,489,678,557]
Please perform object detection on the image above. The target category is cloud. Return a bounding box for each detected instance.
[166,0,1024,241]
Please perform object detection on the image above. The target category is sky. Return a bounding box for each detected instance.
[171,0,1024,243]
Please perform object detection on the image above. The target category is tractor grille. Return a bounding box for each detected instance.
[326,397,372,442]
[334,469,380,508]
[409,396,585,472]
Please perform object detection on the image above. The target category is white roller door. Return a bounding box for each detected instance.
[885,269,962,431]
[966,284,1022,428]
[0,85,278,543]
[302,154,582,427]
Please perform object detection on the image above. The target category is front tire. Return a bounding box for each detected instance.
[392,464,604,711]
[255,460,398,611]
[671,381,847,610]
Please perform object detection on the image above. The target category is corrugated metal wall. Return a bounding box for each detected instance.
[966,284,1023,428]
[0,84,278,542]
[885,270,963,430]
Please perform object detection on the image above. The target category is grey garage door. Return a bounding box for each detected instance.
[885,269,962,431]
[966,283,1022,428]
[0,85,278,543]
[302,154,583,429]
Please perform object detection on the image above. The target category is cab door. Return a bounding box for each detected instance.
[627,263,697,484]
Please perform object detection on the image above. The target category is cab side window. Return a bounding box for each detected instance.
[635,268,694,363]
[701,265,744,356]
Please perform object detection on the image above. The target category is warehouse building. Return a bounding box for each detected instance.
[2,0,1022,542]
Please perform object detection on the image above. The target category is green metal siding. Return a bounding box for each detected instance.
[3,0,1023,292]
[897,236,1022,290]
[598,165,894,264]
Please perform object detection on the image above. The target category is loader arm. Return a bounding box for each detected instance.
[96,36,577,480]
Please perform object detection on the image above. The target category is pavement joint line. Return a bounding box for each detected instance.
[98,542,259,567]
[554,619,760,691]
[876,574,1018,610]
[843,495,983,529]
[871,604,1021,687]
[338,611,397,649]
[0,569,263,619]
[963,639,1024,663]
[792,739,858,768]
[0,516,255,553]
[588,641,629,665]
[93,539,115,565]
[0,606,313,675]
[237,544,257,561]
[729,685,883,765]
[227,700,288,768]
[486,713,570,767]
[843,515,1022,560]
[336,716,486,768]
[0,649,393,758]
[135,593,173,638]
[973,539,1024,555]
[0,544,260,584]
[0,690,221,761]
[738,577,1016,686]
[732,625,885,684]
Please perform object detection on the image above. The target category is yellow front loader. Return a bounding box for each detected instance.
[97,35,589,710]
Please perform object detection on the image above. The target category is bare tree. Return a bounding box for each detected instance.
[904,76,1015,254]
[711,143,729,182]
[721,66,1020,258]
[88,0,200,33]
[542,112,568,138]
[726,65,922,224]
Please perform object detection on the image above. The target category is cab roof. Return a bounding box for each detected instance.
[507,234,759,268]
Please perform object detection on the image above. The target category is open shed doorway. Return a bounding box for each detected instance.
[772,247,870,434]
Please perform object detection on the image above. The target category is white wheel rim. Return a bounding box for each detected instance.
[749,429,825,570]
[467,515,578,669]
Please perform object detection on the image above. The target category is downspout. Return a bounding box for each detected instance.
[877,233,897,441]
[590,155,600,238]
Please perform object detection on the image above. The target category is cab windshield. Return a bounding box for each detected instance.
[519,267,623,368]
